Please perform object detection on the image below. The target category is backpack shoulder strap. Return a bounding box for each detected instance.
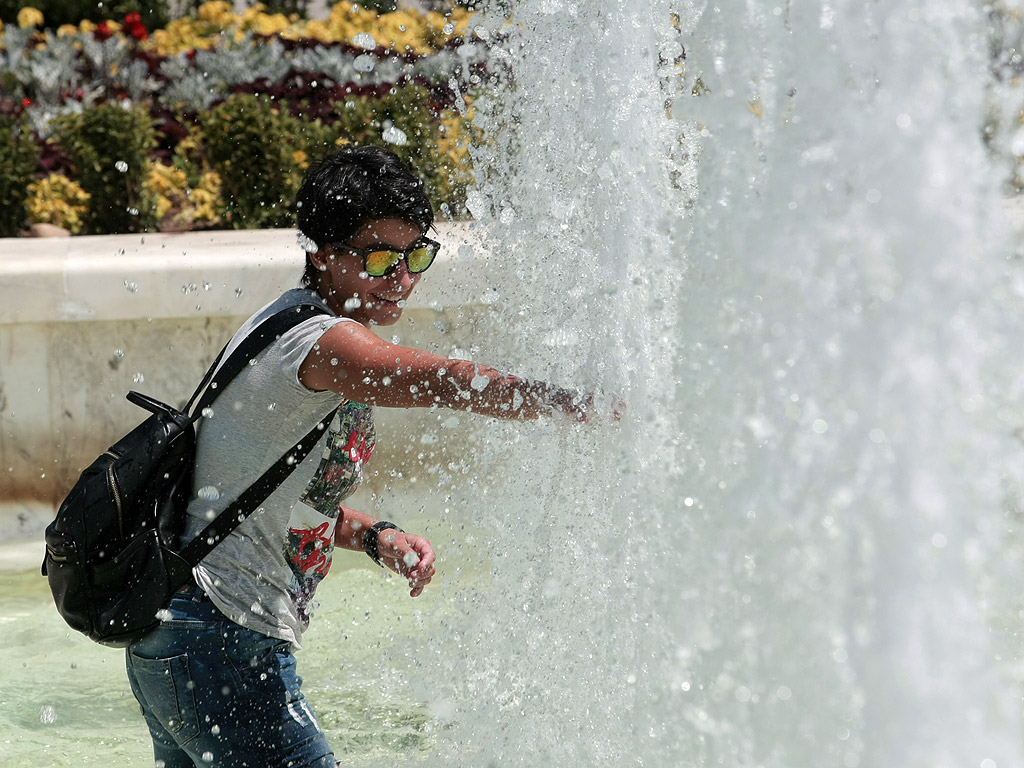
[171,299,341,569]
[184,302,328,419]
[176,401,340,569]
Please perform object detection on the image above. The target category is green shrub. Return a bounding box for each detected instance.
[52,103,159,234]
[201,94,318,229]
[331,84,472,215]
[0,116,41,237]
[259,0,312,15]
[0,0,170,27]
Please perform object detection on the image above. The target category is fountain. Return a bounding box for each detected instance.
[3,1,1024,766]
[416,1,1024,766]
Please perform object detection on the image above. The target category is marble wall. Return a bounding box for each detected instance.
[0,224,495,538]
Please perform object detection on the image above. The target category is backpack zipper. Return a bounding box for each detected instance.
[46,546,71,563]
[106,465,125,539]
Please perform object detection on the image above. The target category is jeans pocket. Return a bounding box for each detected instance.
[127,651,201,745]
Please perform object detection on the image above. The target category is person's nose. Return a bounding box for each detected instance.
[389,258,415,291]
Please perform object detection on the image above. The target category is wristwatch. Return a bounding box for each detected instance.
[363,521,401,567]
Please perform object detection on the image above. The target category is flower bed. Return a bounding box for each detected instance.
[0,2,491,237]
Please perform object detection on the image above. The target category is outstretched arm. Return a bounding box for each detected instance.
[299,318,591,421]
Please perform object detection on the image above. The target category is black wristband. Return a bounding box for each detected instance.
[363,521,400,567]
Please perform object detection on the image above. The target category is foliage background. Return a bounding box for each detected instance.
[0,1,488,236]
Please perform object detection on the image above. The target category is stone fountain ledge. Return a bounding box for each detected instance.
[0,223,492,325]
[0,222,497,546]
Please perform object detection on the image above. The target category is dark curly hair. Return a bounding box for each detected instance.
[296,145,434,287]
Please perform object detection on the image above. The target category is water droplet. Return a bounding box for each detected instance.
[155,608,173,621]
[202,751,214,763]
[211,724,221,735]
[443,22,455,34]
[382,124,408,146]
[127,207,139,216]
[132,373,145,384]
[114,160,128,173]
[39,705,56,724]
[123,280,138,293]
[470,374,490,391]
[354,54,376,73]
[113,349,124,359]
[330,358,339,366]
[353,32,377,50]
[198,485,220,501]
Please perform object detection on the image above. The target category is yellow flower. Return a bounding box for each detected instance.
[57,24,79,38]
[25,174,91,234]
[198,1,234,25]
[251,12,291,37]
[292,149,309,169]
[17,7,44,29]
[305,20,336,43]
[188,172,223,224]
[79,19,96,34]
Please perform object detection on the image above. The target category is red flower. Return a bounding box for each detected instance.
[123,12,148,41]
[20,97,32,108]
[94,20,112,41]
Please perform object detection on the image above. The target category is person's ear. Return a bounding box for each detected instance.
[308,245,331,272]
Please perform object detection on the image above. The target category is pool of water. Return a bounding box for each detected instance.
[0,479,493,767]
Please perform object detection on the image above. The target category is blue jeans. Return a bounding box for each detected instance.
[125,585,336,768]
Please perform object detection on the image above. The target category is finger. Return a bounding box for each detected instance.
[413,547,434,573]
[412,564,435,581]
[410,537,435,563]
[407,581,432,602]
[409,559,435,582]
[408,572,433,590]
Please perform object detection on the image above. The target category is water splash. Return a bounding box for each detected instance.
[427,1,1024,766]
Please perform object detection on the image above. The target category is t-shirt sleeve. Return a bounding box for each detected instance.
[274,315,357,394]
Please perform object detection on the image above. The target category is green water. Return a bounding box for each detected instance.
[0,526,463,767]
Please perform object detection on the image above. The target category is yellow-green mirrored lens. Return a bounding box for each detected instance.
[406,245,436,273]
[365,250,401,276]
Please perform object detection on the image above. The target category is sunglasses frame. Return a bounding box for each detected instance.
[333,236,441,277]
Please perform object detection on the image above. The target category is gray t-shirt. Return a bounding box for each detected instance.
[182,288,376,648]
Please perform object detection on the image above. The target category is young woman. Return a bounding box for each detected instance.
[124,146,601,768]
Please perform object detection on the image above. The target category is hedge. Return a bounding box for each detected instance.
[0,1,488,236]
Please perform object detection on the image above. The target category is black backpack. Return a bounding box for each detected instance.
[43,303,337,647]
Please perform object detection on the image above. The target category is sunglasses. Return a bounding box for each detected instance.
[334,237,441,277]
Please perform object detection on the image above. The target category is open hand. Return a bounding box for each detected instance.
[376,530,436,597]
